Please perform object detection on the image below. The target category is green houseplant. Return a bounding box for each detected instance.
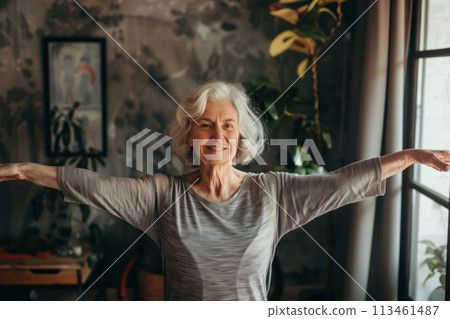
[243,0,347,173]
[421,240,446,300]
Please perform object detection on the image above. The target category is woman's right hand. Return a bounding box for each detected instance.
[0,163,24,182]
[0,162,60,190]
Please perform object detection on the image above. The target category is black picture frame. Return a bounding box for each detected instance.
[42,37,107,157]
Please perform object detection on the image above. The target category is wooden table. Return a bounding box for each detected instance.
[0,250,97,299]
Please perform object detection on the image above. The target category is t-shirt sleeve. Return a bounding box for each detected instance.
[57,166,170,243]
[275,157,386,238]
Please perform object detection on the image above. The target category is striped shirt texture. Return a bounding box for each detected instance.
[57,157,385,300]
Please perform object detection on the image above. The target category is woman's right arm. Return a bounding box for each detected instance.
[0,162,60,190]
[1,162,170,239]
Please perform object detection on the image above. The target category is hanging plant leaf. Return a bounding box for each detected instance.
[289,36,315,55]
[307,0,321,12]
[296,4,309,15]
[297,58,309,78]
[318,7,337,21]
[270,8,299,25]
[279,0,307,3]
[269,30,300,57]
[313,28,327,43]
[243,74,273,93]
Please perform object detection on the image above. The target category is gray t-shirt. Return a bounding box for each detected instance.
[57,157,385,300]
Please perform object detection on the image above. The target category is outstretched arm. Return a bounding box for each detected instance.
[0,162,60,190]
[1,162,169,241]
[275,149,449,237]
[380,149,450,181]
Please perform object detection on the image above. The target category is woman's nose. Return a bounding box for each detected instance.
[211,126,224,139]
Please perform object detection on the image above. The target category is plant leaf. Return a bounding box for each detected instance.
[270,8,299,25]
[297,58,309,78]
[422,271,435,286]
[279,0,307,3]
[243,74,273,92]
[307,0,321,13]
[269,30,299,56]
[289,36,315,55]
[318,7,337,21]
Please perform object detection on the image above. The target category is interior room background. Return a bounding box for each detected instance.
[2,0,447,301]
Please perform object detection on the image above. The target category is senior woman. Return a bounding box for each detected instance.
[1,81,449,301]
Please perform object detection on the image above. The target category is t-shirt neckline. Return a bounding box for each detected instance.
[181,171,255,206]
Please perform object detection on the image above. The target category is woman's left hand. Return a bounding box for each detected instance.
[413,150,450,172]
[380,149,450,180]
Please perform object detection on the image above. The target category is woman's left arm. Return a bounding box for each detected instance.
[380,149,450,180]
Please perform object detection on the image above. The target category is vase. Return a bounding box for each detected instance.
[428,287,445,301]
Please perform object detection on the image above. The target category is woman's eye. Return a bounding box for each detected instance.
[225,124,233,129]
[201,124,211,128]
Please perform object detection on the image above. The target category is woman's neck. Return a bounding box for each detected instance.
[189,164,247,202]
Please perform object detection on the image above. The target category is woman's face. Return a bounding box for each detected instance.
[188,100,240,167]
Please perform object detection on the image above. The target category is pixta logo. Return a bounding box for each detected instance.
[126,128,325,175]
[126,129,171,175]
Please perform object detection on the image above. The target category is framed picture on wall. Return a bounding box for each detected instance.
[42,37,107,156]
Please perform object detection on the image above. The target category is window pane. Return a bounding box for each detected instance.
[419,0,450,51]
[409,190,448,301]
[413,57,450,199]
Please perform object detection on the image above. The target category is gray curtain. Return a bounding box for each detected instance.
[343,0,412,300]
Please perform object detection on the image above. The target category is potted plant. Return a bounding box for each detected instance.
[421,240,446,300]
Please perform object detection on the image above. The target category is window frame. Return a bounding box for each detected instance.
[399,0,450,301]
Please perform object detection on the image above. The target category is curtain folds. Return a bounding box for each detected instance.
[342,0,412,300]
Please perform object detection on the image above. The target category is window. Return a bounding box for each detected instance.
[400,0,450,301]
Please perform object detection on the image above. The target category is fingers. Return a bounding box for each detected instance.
[428,152,450,172]
[434,150,450,163]
[0,163,21,181]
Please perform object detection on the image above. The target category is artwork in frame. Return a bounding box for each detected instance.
[43,37,107,156]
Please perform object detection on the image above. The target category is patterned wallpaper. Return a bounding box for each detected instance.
[0,0,354,297]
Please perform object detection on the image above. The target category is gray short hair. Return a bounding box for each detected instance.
[169,81,267,167]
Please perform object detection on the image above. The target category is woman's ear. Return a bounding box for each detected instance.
[188,135,193,147]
